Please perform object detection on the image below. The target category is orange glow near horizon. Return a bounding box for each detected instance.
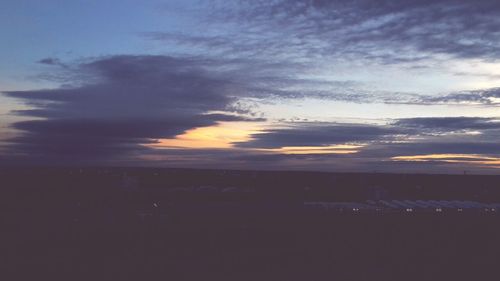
[148,122,363,155]
[150,122,263,149]
[259,144,364,155]
[392,154,500,167]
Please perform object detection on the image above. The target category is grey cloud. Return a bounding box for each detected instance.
[38,57,63,66]
[311,87,500,106]
[393,117,500,131]
[422,88,500,105]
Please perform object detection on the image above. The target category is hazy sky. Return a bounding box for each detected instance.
[1,0,499,173]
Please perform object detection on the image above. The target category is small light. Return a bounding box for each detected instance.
[436,208,442,212]
[457,208,463,212]
[153,203,159,208]
[406,208,413,212]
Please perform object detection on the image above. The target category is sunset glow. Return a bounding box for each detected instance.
[392,154,500,166]
[259,145,364,155]
[151,122,263,149]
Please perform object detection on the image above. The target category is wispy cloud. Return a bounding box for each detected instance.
[204,0,500,62]
[422,88,500,105]
[145,2,500,107]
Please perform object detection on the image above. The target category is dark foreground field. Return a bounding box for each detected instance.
[5,210,500,280]
[2,167,500,280]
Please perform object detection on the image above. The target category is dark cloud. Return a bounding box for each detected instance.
[3,55,264,163]
[235,122,403,149]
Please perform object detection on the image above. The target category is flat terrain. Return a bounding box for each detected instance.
[2,167,500,280]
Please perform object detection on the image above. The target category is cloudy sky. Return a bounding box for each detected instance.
[1,0,499,173]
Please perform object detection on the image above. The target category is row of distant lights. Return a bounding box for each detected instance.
[351,208,496,212]
[156,204,497,212]
[405,208,497,212]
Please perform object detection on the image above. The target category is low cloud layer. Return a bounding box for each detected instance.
[233,117,500,171]
[235,123,403,149]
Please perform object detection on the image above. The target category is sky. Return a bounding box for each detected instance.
[1,0,499,174]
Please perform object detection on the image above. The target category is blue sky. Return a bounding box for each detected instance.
[0,0,189,85]
[1,0,500,173]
